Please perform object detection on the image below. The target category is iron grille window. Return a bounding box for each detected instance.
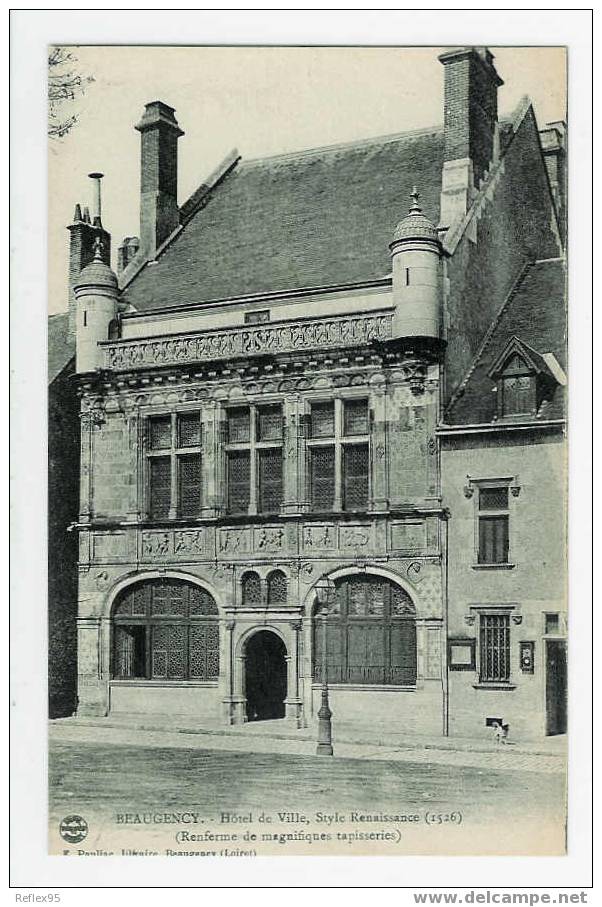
[147,413,202,519]
[227,451,251,514]
[241,571,262,606]
[227,407,251,443]
[310,446,335,510]
[312,576,416,686]
[178,454,202,517]
[149,457,171,519]
[267,570,287,606]
[343,444,369,510]
[479,613,510,682]
[113,579,219,681]
[477,486,509,564]
[343,399,369,436]
[259,448,283,514]
[310,402,335,438]
[225,404,283,515]
[257,405,283,441]
[308,398,371,513]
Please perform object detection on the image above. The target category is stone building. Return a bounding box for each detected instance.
[59,46,566,738]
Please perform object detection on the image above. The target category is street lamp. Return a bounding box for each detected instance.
[314,576,336,756]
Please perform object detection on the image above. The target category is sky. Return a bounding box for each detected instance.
[48,45,566,315]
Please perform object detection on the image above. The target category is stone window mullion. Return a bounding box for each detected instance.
[248,405,258,516]
[333,398,343,512]
[168,412,178,520]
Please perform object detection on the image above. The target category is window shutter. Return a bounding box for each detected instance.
[259,448,283,513]
[343,444,369,510]
[178,453,202,517]
[149,457,171,518]
[478,515,509,564]
[389,620,417,685]
[310,446,335,510]
[227,451,250,514]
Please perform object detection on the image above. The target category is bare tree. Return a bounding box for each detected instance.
[48,46,94,139]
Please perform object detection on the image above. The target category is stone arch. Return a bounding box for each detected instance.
[301,563,420,616]
[110,573,221,682]
[104,569,223,619]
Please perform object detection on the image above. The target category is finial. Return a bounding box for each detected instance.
[409,187,421,214]
[92,236,104,261]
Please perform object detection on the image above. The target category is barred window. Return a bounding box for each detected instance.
[147,412,202,519]
[267,570,287,606]
[227,451,251,514]
[310,446,335,511]
[113,579,219,681]
[241,571,262,606]
[478,486,509,564]
[313,577,416,686]
[343,444,369,510]
[479,613,511,682]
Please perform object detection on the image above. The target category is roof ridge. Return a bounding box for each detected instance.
[444,259,534,417]
[240,124,443,166]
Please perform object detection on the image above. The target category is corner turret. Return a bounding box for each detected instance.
[389,189,442,342]
[75,237,119,373]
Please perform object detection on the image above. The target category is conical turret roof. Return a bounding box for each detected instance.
[75,237,118,290]
[391,188,439,243]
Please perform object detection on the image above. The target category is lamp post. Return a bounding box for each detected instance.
[314,576,335,756]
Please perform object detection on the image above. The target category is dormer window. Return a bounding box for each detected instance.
[499,355,536,416]
[488,337,565,422]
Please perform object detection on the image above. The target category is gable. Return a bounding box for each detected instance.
[444,258,566,425]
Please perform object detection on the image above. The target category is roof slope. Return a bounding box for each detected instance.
[48,313,75,384]
[122,129,444,312]
[444,258,566,424]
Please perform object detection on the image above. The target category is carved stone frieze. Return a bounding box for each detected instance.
[303,524,336,550]
[104,312,393,371]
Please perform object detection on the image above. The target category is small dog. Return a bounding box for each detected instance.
[492,721,509,744]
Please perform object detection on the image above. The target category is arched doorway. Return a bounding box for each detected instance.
[244,631,287,721]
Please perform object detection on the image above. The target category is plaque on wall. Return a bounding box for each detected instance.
[448,637,476,671]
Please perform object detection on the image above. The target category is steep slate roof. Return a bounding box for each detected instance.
[122,128,444,312]
[444,258,567,425]
[48,313,75,384]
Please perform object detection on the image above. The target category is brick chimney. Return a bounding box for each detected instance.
[135,101,184,258]
[67,175,111,338]
[438,47,503,230]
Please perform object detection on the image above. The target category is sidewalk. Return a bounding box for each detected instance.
[50,714,567,774]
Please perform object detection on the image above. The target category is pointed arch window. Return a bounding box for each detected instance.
[312,576,417,686]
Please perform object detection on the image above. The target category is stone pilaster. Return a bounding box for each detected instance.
[370,390,388,511]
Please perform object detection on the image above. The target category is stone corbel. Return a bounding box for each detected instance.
[464,613,476,627]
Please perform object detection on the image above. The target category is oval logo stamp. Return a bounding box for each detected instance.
[59,815,88,844]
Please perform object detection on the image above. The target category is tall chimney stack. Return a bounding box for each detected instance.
[67,174,111,338]
[438,47,503,231]
[135,101,184,259]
